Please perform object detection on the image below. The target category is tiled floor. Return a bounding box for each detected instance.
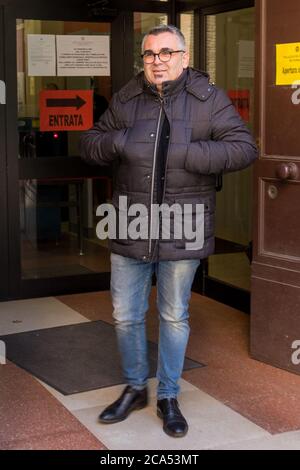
[0,362,105,450]
[41,378,268,450]
[1,292,300,450]
[0,297,88,335]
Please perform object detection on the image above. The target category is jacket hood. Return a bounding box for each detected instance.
[118,67,215,103]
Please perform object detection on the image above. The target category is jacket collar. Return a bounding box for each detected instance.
[118,67,215,103]
[144,68,188,98]
[185,68,215,101]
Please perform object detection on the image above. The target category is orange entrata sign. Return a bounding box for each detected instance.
[39,89,93,131]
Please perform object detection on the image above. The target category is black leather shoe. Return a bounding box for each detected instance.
[157,398,188,437]
[99,385,148,424]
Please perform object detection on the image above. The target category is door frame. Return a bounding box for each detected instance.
[0,4,9,300]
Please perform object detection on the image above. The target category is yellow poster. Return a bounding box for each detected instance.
[276,42,300,85]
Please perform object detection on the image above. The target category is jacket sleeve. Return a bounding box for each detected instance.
[80,93,126,166]
[184,88,258,175]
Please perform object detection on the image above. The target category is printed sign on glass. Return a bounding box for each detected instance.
[39,89,93,131]
[56,35,110,76]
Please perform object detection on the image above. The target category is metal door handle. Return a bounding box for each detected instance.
[276,162,299,180]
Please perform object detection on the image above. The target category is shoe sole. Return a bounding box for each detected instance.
[98,401,148,424]
[157,408,188,438]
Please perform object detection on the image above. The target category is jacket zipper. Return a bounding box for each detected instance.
[157,112,171,259]
[148,100,163,257]
[160,114,171,206]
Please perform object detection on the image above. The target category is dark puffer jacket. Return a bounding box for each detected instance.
[80,67,257,262]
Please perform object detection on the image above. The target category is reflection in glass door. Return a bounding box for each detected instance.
[133,12,168,75]
[205,7,255,293]
[17,19,112,280]
[180,10,194,67]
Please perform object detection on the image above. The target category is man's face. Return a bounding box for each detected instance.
[142,32,189,92]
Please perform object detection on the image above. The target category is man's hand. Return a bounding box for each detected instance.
[101,128,128,160]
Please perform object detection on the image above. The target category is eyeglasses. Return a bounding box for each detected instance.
[141,50,185,64]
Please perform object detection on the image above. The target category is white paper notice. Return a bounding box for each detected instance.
[238,40,255,79]
[27,34,56,76]
[56,35,110,76]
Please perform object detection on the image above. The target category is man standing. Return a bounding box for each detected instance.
[80,25,257,438]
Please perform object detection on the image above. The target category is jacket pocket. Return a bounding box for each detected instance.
[112,128,129,157]
[126,119,157,143]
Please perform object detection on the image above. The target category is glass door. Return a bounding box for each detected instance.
[4,1,124,299]
[17,19,112,280]
[204,6,255,311]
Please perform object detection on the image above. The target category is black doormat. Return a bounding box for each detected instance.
[0,321,204,395]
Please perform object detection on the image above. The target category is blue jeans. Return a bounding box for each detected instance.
[110,253,200,400]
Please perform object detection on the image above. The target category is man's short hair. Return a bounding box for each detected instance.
[141,24,186,52]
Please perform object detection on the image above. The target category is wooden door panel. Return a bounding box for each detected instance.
[251,278,300,373]
[251,0,300,374]
[264,0,300,156]
[262,180,300,258]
